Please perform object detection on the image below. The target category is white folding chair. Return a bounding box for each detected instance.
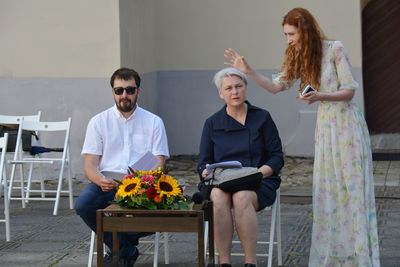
[0,133,11,241]
[0,112,41,204]
[212,189,282,267]
[88,231,170,267]
[140,232,170,266]
[8,117,73,216]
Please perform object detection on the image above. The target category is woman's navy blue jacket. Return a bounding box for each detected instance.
[198,101,284,178]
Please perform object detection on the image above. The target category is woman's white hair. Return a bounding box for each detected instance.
[213,67,248,89]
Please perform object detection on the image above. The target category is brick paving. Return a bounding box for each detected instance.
[0,156,399,267]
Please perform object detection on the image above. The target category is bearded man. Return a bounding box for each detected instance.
[75,68,169,267]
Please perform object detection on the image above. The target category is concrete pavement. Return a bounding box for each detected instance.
[0,156,399,267]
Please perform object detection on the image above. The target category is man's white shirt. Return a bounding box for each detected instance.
[82,105,169,173]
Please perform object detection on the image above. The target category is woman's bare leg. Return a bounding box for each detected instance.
[211,188,233,264]
[233,190,259,264]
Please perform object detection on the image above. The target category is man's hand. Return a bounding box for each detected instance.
[98,177,119,192]
[83,154,120,191]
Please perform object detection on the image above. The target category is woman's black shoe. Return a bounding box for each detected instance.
[220,264,232,267]
[244,264,257,267]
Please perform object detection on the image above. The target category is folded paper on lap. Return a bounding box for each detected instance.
[206,161,242,172]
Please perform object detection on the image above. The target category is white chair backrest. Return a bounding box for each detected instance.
[21,119,71,132]
[9,117,73,216]
[16,118,72,157]
[0,112,42,157]
[0,112,42,125]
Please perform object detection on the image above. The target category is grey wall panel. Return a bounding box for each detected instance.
[0,77,110,178]
[0,67,363,178]
[150,68,363,156]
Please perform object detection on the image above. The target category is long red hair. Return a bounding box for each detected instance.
[281,8,326,91]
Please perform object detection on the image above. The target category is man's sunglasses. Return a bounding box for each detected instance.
[113,86,137,95]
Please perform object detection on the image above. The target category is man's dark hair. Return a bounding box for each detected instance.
[110,67,141,88]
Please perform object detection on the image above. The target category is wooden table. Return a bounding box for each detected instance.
[96,201,214,267]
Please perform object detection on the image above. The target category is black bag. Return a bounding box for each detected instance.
[197,180,213,200]
[0,125,37,152]
[198,167,263,199]
[210,167,262,193]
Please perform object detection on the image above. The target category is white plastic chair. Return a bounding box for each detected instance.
[0,133,11,241]
[212,189,282,267]
[88,231,170,267]
[0,112,41,204]
[8,117,73,216]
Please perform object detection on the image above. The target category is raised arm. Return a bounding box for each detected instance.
[224,48,284,94]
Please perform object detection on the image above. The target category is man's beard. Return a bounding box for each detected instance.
[116,98,135,113]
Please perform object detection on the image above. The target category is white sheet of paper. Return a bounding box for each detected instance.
[206,160,242,172]
[101,171,126,181]
[130,151,160,171]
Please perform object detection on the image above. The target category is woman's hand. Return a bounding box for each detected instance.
[299,89,355,104]
[224,48,285,94]
[201,168,209,179]
[298,91,319,104]
[258,165,274,178]
[224,48,253,74]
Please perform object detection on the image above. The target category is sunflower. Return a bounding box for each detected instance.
[116,177,141,198]
[154,174,181,197]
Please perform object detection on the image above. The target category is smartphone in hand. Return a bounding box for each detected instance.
[301,85,316,96]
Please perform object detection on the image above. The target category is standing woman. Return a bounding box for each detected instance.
[224,7,380,267]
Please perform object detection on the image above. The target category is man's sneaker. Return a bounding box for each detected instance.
[103,246,139,267]
[120,246,139,267]
[128,246,139,267]
[103,251,113,266]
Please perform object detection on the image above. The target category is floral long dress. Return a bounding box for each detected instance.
[275,40,380,266]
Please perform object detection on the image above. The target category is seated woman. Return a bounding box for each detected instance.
[198,68,284,267]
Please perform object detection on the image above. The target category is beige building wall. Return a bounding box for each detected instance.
[127,0,362,71]
[0,0,362,76]
[120,0,157,73]
[0,0,120,76]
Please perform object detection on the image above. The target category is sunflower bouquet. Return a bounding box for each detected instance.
[114,168,190,210]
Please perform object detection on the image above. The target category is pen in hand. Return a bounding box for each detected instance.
[128,166,136,175]
[113,179,122,185]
